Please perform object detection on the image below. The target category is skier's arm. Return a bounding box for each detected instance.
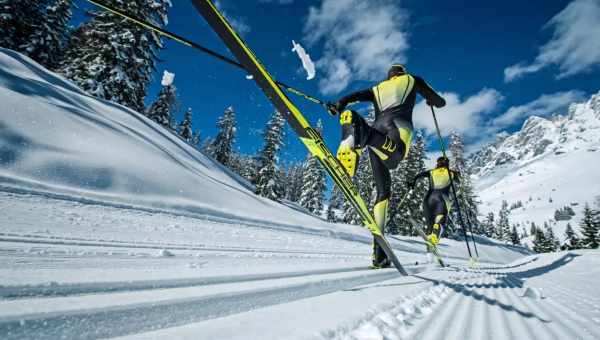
[335,88,375,112]
[413,76,445,108]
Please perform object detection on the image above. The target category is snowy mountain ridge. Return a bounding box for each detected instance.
[470,90,600,179]
[470,90,600,240]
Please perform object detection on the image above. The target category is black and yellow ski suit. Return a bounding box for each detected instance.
[413,167,461,237]
[336,73,445,266]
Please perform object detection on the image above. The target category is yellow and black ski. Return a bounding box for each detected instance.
[190,0,407,275]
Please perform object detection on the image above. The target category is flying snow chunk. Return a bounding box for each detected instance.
[161,70,175,86]
[291,40,316,80]
[246,74,254,80]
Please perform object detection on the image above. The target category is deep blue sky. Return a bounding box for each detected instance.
[74,0,600,165]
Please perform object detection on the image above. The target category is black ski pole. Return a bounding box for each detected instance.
[83,0,334,113]
[430,106,474,259]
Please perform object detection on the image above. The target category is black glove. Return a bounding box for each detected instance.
[326,102,339,116]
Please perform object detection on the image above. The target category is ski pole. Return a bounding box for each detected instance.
[83,0,331,112]
[430,106,474,259]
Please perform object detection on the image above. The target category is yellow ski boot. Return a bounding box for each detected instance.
[336,110,362,177]
[427,223,441,246]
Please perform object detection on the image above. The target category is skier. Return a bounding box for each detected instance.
[410,156,461,247]
[331,64,446,268]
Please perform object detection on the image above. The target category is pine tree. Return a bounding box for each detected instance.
[483,212,495,238]
[562,223,580,250]
[20,0,72,69]
[191,131,201,147]
[532,227,547,253]
[543,223,559,252]
[580,203,599,249]
[449,132,480,232]
[325,186,343,224]
[326,204,337,223]
[146,72,178,129]
[496,200,511,242]
[390,131,427,236]
[211,106,237,167]
[0,0,47,51]
[299,120,327,214]
[284,163,303,202]
[230,153,256,183]
[255,110,286,200]
[59,0,171,112]
[178,108,193,142]
[510,225,521,245]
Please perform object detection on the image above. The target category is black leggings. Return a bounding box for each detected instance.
[359,114,408,264]
[423,191,449,235]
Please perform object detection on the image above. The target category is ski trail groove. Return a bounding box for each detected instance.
[0,265,374,299]
[504,274,600,339]
[0,270,399,340]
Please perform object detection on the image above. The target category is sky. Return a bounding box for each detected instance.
[75,0,600,166]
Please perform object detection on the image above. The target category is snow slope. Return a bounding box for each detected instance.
[0,47,363,238]
[471,91,600,238]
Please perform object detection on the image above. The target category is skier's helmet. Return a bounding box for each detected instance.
[436,156,449,168]
[388,64,407,79]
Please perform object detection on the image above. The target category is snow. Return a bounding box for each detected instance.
[1,49,596,340]
[291,40,316,80]
[473,90,600,240]
[161,70,175,86]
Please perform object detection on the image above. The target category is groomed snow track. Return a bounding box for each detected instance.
[0,268,404,340]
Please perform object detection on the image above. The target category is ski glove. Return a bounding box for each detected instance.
[326,102,340,116]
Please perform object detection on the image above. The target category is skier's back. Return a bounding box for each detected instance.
[411,156,461,246]
[332,64,446,267]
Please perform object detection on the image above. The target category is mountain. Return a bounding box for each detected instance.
[470,90,600,240]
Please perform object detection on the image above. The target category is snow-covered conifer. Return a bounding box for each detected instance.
[178,108,193,142]
[299,120,326,213]
[20,0,72,69]
[59,0,171,112]
[580,203,599,249]
[0,1,46,51]
[146,71,178,129]
[211,106,237,167]
[255,110,286,200]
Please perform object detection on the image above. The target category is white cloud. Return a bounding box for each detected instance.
[214,0,251,35]
[303,0,410,95]
[492,90,585,128]
[504,0,600,82]
[413,89,504,137]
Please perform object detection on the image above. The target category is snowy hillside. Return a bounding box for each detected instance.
[471,90,600,238]
[0,47,361,238]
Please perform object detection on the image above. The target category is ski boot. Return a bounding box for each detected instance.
[336,110,363,177]
[371,242,391,269]
[427,223,442,246]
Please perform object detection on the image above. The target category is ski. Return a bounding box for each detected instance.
[407,217,445,267]
[190,0,407,275]
[416,228,446,268]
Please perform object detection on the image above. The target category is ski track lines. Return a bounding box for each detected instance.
[0,265,373,299]
[325,267,600,340]
[0,268,402,340]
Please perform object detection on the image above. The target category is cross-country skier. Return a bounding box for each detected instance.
[410,156,461,247]
[331,64,446,268]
